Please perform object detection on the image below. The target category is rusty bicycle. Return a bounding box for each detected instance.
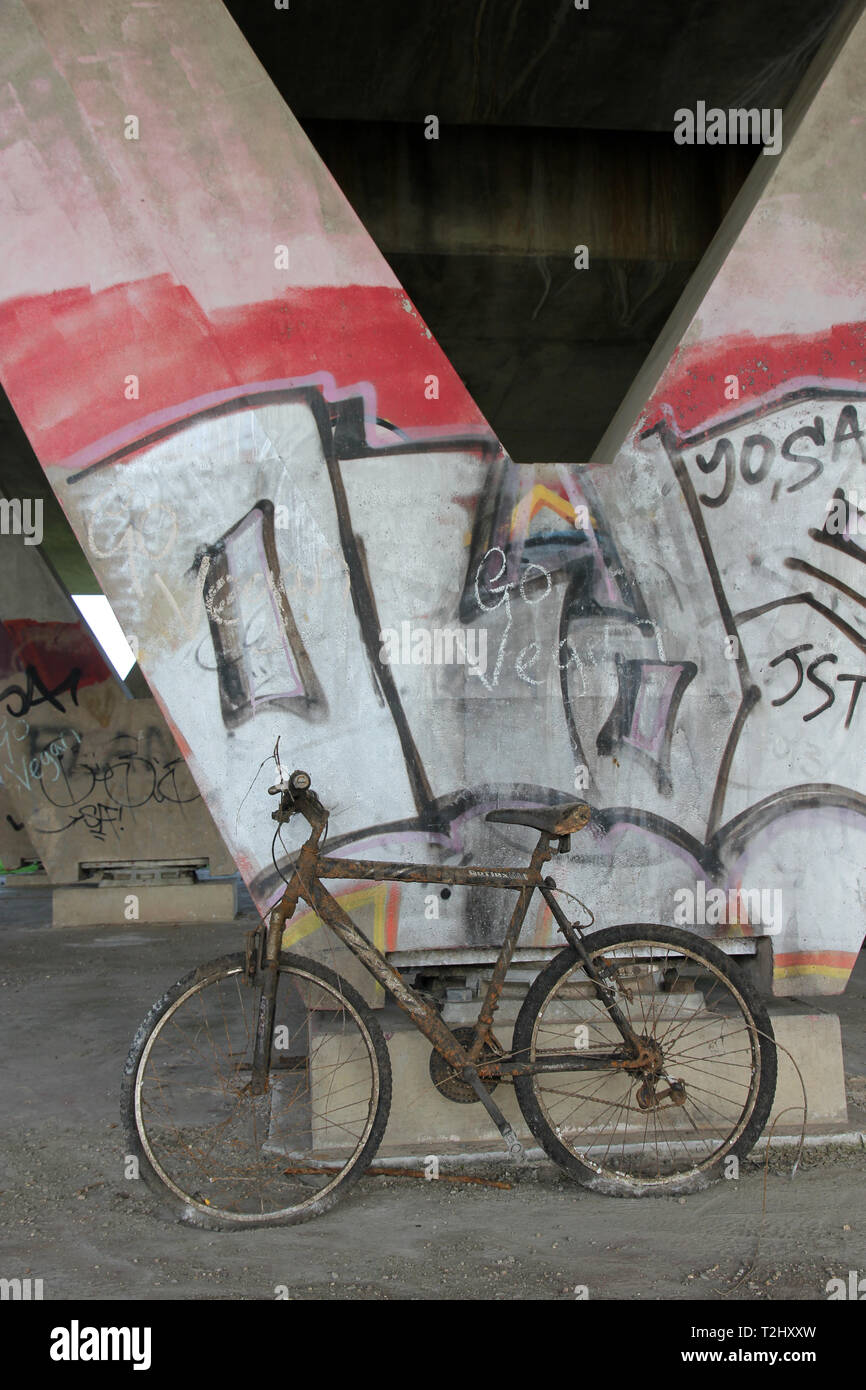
[122,768,777,1227]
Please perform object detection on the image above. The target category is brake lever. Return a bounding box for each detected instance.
[272,794,295,824]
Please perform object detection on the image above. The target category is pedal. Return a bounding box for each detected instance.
[500,1122,527,1165]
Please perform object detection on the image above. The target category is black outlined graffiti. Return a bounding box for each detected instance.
[836,673,866,727]
[58,376,866,973]
[809,485,866,561]
[689,402,865,508]
[8,726,202,842]
[249,776,866,944]
[68,384,497,822]
[192,499,326,730]
[648,388,866,838]
[42,801,125,842]
[40,747,201,813]
[595,657,697,795]
[0,663,81,717]
[769,645,811,705]
[769,643,866,726]
[647,419,758,838]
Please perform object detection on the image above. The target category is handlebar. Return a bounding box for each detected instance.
[267,768,311,797]
[268,769,327,833]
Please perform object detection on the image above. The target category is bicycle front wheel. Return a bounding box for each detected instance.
[121,952,391,1228]
[513,925,776,1195]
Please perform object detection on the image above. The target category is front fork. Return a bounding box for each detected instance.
[248,874,300,1095]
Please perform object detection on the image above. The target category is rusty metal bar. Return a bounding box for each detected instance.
[250,873,301,1093]
[470,885,535,1056]
[315,856,535,890]
[304,876,473,1071]
[488,1053,630,1078]
[283,1163,512,1189]
[540,884,641,1051]
[468,837,553,1061]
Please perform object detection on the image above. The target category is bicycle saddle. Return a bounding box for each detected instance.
[485,802,591,836]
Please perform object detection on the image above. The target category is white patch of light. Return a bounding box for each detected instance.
[72,594,136,680]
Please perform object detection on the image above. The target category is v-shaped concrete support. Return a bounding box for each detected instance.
[0,0,864,992]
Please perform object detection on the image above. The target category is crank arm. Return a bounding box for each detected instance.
[463,1065,527,1164]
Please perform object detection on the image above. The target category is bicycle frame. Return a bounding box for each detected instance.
[247,796,644,1119]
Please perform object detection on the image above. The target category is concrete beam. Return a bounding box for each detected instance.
[0,0,863,992]
[305,121,753,262]
[595,0,866,464]
[226,0,842,134]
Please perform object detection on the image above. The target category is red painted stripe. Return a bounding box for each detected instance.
[641,322,866,436]
[0,279,489,466]
[0,619,111,689]
[385,883,401,953]
[774,950,858,968]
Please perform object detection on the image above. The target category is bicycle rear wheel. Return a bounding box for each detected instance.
[513,925,776,1195]
[121,951,391,1228]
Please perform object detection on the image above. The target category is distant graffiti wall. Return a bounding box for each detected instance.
[0,783,39,875]
[0,526,234,883]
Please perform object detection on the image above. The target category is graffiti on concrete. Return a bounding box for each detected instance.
[191,499,326,729]
[37,352,864,992]
[0,677,202,845]
[0,0,864,997]
[595,657,698,795]
[0,663,82,718]
[0,619,112,717]
[0,574,233,874]
[31,731,201,843]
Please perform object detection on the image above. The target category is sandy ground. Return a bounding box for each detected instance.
[1,883,864,1302]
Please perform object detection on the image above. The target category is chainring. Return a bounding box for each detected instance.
[428,1025,501,1104]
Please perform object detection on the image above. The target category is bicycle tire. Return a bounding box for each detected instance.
[513,925,777,1196]
[121,951,392,1229]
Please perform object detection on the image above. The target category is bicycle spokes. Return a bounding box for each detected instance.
[516,931,772,1189]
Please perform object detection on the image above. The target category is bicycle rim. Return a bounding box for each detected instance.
[130,958,385,1224]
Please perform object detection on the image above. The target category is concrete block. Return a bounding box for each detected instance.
[768,1011,848,1128]
[3,872,49,889]
[52,881,237,927]
[306,1005,848,1159]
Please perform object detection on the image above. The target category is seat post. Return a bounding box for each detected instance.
[530,831,554,876]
